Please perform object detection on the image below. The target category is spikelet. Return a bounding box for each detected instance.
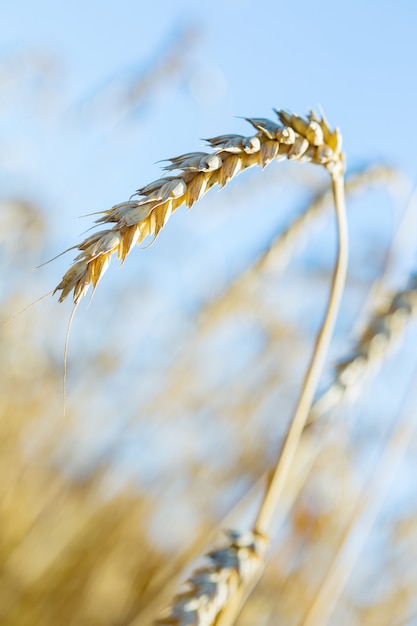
[312,274,417,417]
[156,530,268,626]
[54,109,344,303]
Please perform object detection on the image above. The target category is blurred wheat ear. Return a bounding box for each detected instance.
[198,164,401,329]
[156,530,268,626]
[311,273,417,420]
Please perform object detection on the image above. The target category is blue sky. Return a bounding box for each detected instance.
[2,1,417,470]
[3,1,417,174]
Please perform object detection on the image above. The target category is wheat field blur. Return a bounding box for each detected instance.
[2,6,417,625]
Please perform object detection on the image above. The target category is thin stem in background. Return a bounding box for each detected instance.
[301,411,416,626]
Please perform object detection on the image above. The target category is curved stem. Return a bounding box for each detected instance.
[254,171,348,536]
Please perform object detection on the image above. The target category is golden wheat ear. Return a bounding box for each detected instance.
[54,109,344,305]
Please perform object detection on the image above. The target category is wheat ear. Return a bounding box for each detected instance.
[54,109,343,303]
[311,273,417,419]
[156,530,268,625]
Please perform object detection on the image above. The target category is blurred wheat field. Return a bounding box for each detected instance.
[2,13,417,626]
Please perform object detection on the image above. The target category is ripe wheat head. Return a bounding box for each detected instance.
[54,109,343,304]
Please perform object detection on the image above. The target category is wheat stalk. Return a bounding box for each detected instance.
[252,171,347,533]
[54,109,343,304]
